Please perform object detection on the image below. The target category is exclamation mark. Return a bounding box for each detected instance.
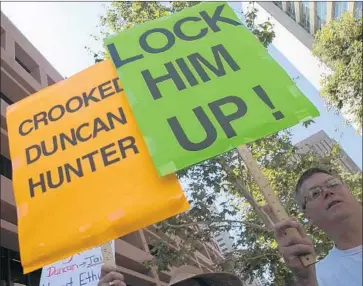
[253,85,284,120]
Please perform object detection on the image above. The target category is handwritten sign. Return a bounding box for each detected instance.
[104,2,319,176]
[6,60,189,273]
[40,241,115,286]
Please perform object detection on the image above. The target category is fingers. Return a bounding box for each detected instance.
[99,265,125,286]
[285,236,312,248]
[99,281,126,286]
[110,281,126,286]
[273,219,315,269]
[281,243,315,263]
[102,272,125,283]
[101,264,118,278]
[271,215,316,276]
[274,219,302,240]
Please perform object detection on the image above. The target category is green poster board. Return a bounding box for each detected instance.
[104,2,319,176]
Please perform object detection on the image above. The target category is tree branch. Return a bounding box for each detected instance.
[165,219,271,233]
[219,158,275,231]
[247,252,280,261]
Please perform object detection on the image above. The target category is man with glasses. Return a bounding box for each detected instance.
[98,264,243,286]
[270,168,362,285]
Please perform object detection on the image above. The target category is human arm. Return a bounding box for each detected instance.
[262,205,318,285]
[274,219,318,286]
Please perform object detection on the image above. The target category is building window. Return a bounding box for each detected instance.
[273,1,283,9]
[47,75,56,87]
[333,1,348,19]
[286,2,296,20]
[0,247,41,286]
[316,1,328,30]
[15,56,31,74]
[322,140,332,152]
[211,241,219,250]
[339,158,351,173]
[355,1,362,19]
[1,247,10,285]
[299,2,311,32]
[1,27,5,49]
[0,155,12,180]
[14,42,41,84]
[0,92,13,105]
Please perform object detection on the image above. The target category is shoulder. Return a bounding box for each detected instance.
[315,251,338,279]
[315,254,336,286]
[316,252,335,271]
[315,246,362,285]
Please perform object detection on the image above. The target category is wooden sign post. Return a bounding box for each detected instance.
[101,241,115,264]
[237,145,316,266]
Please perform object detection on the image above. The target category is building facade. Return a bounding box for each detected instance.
[0,11,224,286]
[213,231,234,255]
[256,1,362,50]
[208,204,234,255]
[295,130,361,174]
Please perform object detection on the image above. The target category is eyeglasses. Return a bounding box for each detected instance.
[302,178,343,210]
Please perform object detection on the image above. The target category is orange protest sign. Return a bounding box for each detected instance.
[6,60,189,274]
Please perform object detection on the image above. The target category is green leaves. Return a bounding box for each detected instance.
[313,13,363,134]
[244,5,276,47]
[302,119,315,128]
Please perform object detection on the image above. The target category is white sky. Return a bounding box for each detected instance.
[1,1,362,169]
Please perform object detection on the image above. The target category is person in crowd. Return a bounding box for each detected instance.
[99,167,362,286]
[268,168,362,286]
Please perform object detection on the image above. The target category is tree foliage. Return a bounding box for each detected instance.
[313,12,363,134]
[91,2,362,284]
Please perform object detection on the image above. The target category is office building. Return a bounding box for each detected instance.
[209,204,234,255]
[0,11,224,286]
[209,206,265,285]
[214,231,234,255]
[295,130,361,174]
[256,1,362,50]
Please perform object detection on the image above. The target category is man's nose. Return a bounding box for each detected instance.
[322,187,335,199]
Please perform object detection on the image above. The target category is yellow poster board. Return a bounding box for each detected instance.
[6,60,189,273]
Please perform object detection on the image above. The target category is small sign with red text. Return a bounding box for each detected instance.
[39,241,115,286]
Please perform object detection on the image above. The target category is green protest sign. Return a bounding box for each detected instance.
[104,2,319,176]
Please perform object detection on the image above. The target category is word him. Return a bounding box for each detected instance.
[110,43,239,101]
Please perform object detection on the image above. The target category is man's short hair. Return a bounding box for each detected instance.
[295,168,333,206]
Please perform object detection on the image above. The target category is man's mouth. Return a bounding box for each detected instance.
[327,200,342,210]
